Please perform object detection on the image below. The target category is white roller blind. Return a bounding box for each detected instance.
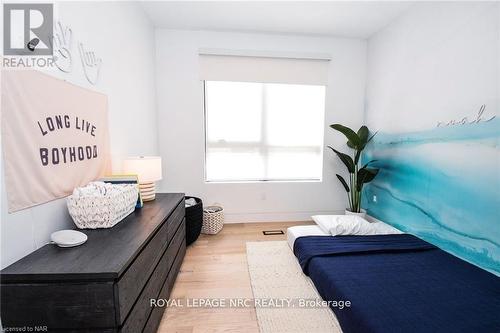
[199,52,330,85]
[204,81,326,182]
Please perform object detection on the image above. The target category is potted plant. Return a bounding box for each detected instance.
[328,124,379,217]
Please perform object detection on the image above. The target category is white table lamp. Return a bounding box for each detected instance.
[123,156,162,201]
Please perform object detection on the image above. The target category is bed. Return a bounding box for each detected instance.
[292,233,500,333]
[286,224,329,249]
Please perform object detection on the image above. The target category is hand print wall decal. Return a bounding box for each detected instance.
[78,42,102,85]
[53,21,73,73]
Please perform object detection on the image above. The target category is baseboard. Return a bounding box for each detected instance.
[223,210,344,224]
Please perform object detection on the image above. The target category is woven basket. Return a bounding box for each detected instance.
[202,205,224,235]
[67,182,138,229]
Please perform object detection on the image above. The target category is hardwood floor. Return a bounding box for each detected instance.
[157,221,313,333]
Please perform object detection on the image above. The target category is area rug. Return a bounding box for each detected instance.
[246,241,342,333]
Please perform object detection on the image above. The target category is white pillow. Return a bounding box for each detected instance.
[371,222,403,235]
[312,215,367,234]
[311,215,403,236]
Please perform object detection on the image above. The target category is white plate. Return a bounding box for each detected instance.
[50,230,88,247]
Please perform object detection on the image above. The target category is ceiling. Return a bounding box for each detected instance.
[140,1,414,39]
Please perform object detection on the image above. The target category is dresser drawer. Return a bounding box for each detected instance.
[167,202,185,244]
[0,281,115,329]
[116,201,184,324]
[121,220,185,333]
[143,235,186,333]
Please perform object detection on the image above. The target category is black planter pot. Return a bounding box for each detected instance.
[185,196,203,246]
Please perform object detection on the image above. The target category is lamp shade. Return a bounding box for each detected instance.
[122,156,162,183]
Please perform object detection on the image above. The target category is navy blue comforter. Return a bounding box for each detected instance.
[294,234,500,333]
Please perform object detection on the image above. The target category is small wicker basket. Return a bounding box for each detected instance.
[202,205,224,235]
[67,182,138,229]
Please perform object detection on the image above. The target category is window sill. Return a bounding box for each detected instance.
[204,179,322,184]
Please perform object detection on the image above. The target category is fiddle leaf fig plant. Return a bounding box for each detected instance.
[328,124,379,213]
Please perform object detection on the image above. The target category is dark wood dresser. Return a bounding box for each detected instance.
[1,193,186,333]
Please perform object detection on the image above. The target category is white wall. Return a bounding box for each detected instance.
[0,2,158,269]
[365,1,499,132]
[155,30,367,223]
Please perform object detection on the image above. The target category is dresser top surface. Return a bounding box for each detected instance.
[1,193,184,283]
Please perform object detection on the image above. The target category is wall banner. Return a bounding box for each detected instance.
[1,70,111,212]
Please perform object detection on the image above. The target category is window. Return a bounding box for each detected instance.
[204,81,326,182]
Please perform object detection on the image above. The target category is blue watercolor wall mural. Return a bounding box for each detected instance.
[362,118,500,275]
